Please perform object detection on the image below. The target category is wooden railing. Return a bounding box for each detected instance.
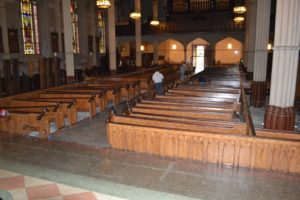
[116,20,244,36]
[239,76,256,136]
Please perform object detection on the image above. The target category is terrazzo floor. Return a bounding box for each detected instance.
[0,101,300,200]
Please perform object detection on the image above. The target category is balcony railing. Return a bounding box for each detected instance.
[116,20,244,36]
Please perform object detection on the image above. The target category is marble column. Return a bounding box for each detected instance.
[0,0,9,59]
[90,2,97,66]
[78,0,88,58]
[264,0,300,131]
[135,0,142,67]
[108,0,117,74]
[54,0,62,54]
[38,0,51,57]
[244,0,257,73]
[62,0,75,83]
[251,0,271,107]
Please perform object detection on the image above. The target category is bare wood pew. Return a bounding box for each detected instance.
[167,89,240,101]
[45,87,110,110]
[9,99,78,126]
[131,106,234,121]
[0,106,56,138]
[160,93,238,103]
[85,81,140,102]
[135,102,233,113]
[140,99,233,109]
[111,114,247,134]
[90,79,141,98]
[37,93,97,118]
[176,84,241,94]
[107,120,300,174]
[157,94,242,113]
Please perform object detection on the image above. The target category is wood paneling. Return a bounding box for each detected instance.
[108,123,300,174]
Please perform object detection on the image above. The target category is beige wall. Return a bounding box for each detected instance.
[215,37,243,64]
[158,39,184,64]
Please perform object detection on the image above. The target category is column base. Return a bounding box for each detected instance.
[66,76,75,84]
[251,81,267,107]
[264,105,295,131]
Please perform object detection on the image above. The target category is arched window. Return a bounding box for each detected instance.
[98,10,106,54]
[70,0,80,53]
[20,0,40,55]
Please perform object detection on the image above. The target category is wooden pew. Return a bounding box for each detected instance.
[0,106,55,138]
[9,99,78,126]
[131,106,234,121]
[167,89,240,101]
[135,102,234,113]
[45,88,109,110]
[156,94,242,113]
[107,120,300,174]
[85,81,140,102]
[37,93,97,118]
[111,114,247,134]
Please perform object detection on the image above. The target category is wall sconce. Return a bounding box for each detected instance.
[234,50,239,54]
[172,44,177,50]
[227,43,232,49]
[140,45,145,51]
[267,43,272,50]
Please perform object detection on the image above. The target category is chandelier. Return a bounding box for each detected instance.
[96,0,111,9]
[234,16,244,22]
[233,6,246,14]
[130,12,141,19]
[150,0,159,26]
[150,20,159,26]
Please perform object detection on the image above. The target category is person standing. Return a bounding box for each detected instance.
[152,71,164,95]
[180,62,186,81]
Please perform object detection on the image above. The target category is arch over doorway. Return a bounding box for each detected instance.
[186,38,210,73]
[158,39,184,64]
[215,37,243,65]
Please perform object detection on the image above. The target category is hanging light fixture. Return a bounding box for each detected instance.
[130,12,141,19]
[150,20,159,26]
[130,0,141,19]
[150,0,159,26]
[233,6,246,14]
[233,0,246,14]
[96,0,111,9]
[234,16,244,23]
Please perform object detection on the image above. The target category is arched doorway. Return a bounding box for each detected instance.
[140,42,154,66]
[215,37,243,65]
[158,39,184,64]
[186,38,209,73]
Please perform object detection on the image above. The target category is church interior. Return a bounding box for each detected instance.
[0,0,300,199]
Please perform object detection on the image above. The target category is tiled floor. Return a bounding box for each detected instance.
[0,168,124,200]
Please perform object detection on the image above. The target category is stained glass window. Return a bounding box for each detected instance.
[98,10,106,54]
[21,0,39,55]
[71,0,80,53]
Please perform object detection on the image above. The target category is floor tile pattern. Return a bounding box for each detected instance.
[0,169,125,200]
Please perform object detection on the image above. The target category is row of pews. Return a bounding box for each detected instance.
[107,67,300,174]
[0,65,180,138]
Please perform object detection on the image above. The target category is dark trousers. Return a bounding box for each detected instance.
[155,82,163,95]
